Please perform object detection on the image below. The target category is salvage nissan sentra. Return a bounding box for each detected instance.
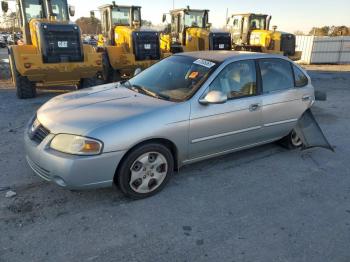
[25,51,325,199]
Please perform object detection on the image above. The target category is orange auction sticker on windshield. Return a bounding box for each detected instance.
[189,71,199,79]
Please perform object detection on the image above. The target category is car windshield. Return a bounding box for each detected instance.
[127,55,218,102]
[250,16,266,30]
[51,0,69,21]
[184,11,205,28]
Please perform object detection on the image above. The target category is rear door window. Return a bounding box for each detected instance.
[259,58,294,94]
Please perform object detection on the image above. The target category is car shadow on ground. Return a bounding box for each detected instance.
[10,142,286,204]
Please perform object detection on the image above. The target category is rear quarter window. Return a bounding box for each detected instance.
[293,65,309,87]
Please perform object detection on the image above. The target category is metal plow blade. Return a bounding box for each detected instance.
[294,109,334,152]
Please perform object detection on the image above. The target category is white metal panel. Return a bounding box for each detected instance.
[296,36,350,64]
[296,35,314,64]
[312,36,342,63]
[340,38,350,64]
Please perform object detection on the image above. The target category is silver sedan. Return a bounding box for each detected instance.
[25,51,324,199]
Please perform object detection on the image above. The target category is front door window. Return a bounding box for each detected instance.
[208,60,257,99]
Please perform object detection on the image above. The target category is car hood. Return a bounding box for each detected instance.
[37,84,172,135]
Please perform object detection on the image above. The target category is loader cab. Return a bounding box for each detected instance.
[14,0,72,44]
[228,13,270,45]
[19,0,70,24]
[99,4,141,45]
[168,8,209,46]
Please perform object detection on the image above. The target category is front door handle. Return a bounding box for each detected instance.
[249,103,260,111]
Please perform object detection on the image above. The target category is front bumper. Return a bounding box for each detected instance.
[24,132,126,189]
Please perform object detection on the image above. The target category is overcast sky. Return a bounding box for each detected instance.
[6,0,350,33]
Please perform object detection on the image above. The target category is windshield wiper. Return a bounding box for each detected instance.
[123,81,172,101]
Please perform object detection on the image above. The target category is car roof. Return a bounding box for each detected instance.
[174,51,289,63]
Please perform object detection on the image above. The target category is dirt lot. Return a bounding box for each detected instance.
[0,65,350,262]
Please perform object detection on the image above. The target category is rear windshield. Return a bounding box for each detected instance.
[128,56,218,102]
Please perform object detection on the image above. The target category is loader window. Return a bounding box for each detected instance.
[232,19,240,30]
[112,7,131,26]
[250,16,266,30]
[50,0,69,21]
[184,11,205,28]
[24,0,44,21]
[133,8,141,22]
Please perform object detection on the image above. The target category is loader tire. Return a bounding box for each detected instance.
[79,77,99,89]
[102,53,121,83]
[9,50,36,99]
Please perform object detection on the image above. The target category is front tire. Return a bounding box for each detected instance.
[117,143,174,199]
[9,50,36,99]
[102,53,121,83]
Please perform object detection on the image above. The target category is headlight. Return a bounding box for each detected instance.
[50,134,103,155]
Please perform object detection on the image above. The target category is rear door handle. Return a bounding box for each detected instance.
[249,103,260,111]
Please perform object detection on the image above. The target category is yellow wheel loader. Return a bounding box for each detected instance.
[227,13,301,60]
[95,2,171,83]
[160,7,231,53]
[1,0,103,99]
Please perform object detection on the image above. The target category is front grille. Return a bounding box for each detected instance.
[132,31,160,61]
[29,119,50,144]
[209,32,231,51]
[32,125,50,144]
[38,22,84,63]
[280,34,296,56]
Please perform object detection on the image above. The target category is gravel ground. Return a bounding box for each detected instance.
[0,65,350,262]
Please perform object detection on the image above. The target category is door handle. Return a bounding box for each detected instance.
[249,103,260,111]
[302,95,311,101]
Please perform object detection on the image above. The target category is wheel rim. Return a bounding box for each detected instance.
[129,152,168,194]
[291,130,303,147]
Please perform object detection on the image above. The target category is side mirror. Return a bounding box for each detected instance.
[162,14,166,23]
[134,68,142,76]
[199,90,227,105]
[69,5,75,16]
[1,1,8,13]
[90,11,95,19]
[206,22,212,28]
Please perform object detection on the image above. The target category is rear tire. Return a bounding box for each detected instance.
[278,129,303,150]
[9,50,36,99]
[116,143,174,199]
